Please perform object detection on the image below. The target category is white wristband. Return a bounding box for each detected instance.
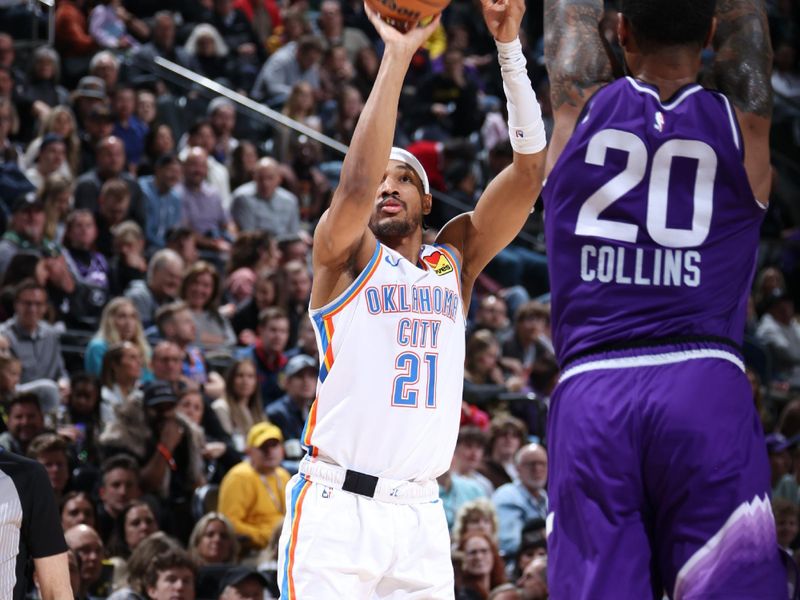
[496,37,546,154]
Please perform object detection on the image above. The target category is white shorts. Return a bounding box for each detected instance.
[277,461,454,599]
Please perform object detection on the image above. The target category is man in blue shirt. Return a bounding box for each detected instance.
[139,153,182,251]
[492,443,549,557]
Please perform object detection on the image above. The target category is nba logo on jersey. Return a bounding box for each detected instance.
[423,251,454,276]
[654,111,665,132]
[515,129,524,138]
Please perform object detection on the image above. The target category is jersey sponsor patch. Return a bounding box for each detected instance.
[423,251,453,276]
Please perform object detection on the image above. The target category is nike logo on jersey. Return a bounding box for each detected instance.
[385,255,402,267]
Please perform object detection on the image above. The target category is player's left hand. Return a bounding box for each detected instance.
[480,0,525,43]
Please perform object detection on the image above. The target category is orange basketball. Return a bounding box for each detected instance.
[365,0,448,31]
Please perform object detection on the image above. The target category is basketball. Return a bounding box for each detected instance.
[365,0,448,31]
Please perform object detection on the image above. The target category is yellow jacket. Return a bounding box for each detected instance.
[218,460,290,548]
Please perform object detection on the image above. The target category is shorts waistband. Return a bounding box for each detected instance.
[298,458,440,504]
[558,340,745,384]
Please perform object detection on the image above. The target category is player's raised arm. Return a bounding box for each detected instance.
[312,8,440,272]
[543,0,613,172]
[437,0,546,301]
[710,0,773,202]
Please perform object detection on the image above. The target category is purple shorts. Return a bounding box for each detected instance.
[547,343,787,599]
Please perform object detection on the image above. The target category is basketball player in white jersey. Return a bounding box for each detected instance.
[277,0,546,597]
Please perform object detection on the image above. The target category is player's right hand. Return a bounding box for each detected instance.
[364,1,441,58]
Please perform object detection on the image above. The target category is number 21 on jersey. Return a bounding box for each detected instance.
[391,352,438,408]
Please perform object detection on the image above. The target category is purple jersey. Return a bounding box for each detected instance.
[542,77,764,364]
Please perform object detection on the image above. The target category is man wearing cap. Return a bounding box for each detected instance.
[218,422,289,551]
[0,192,62,274]
[218,566,271,600]
[24,133,68,191]
[231,157,301,238]
[69,76,107,130]
[267,355,317,443]
[78,104,114,172]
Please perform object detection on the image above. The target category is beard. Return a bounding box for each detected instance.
[368,211,421,239]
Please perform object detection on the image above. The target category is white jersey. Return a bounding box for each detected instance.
[303,241,466,482]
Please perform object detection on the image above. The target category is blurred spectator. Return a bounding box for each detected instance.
[316,0,370,62]
[266,353,316,444]
[41,173,73,242]
[57,372,103,465]
[124,248,184,327]
[27,431,70,499]
[55,0,98,65]
[99,341,144,422]
[438,468,486,531]
[138,122,176,178]
[230,267,285,345]
[181,261,236,351]
[70,76,107,131]
[229,140,258,191]
[274,80,320,163]
[139,152,183,251]
[0,193,61,274]
[0,280,68,383]
[88,50,119,93]
[109,220,148,294]
[179,146,230,253]
[516,556,548,600]
[455,531,507,600]
[452,426,494,496]
[240,306,290,405]
[129,11,197,81]
[218,422,289,551]
[208,97,238,166]
[74,136,146,230]
[218,566,270,600]
[756,289,800,384]
[187,512,239,565]
[23,46,69,110]
[141,546,196,600]
[96,454,142,543]
[23,104,80,176]
[85,297,151,378]
[502,301,554,373]
[479,415,527,489]
[232,156,301,237]
[0,393,46,454]
[493,444,549,557]
[180,120,232,211]
[61,490,97,531]
[224,230,280,305]
[78,104,114,172]
[24,133,68,191]
[451,497,499,549]
[107,499,160,559]
[184,23,231,85]
[251,34,323,105]
[112,84,148,170]
[464,330,524,406]
[62,209,111,322]
[282,259,311,344]
[88,0,146,50]
[211,0,267,69]
[94,178,133,258]
[64,524,113,598]
[470,295,511,340]
[487,584,523,600]
[212,358,265,452]
[106,532,181,599]
[136,89,157,128]
[325,84,362,146]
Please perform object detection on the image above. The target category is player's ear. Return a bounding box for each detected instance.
[422,193,433,216]
[704,17,717,50]
[617,13,632,51]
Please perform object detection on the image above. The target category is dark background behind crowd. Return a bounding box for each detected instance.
[0,0,797,598]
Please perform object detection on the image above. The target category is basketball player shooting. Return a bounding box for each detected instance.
[543,0,785,597]
[275,0,546,598]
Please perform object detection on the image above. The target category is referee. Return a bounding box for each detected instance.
[0,447,72,599]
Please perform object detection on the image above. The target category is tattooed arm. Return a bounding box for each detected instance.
[543,0,613,174]
[711,0,773,202]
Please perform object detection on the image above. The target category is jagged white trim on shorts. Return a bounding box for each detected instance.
[672,494,774,599]
[558,349,745,384]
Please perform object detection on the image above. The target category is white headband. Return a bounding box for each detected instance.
[389,147,430,195]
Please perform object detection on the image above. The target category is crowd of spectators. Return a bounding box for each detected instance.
[0,0,797,598]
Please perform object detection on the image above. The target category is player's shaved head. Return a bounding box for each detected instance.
[620,0,716,51]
